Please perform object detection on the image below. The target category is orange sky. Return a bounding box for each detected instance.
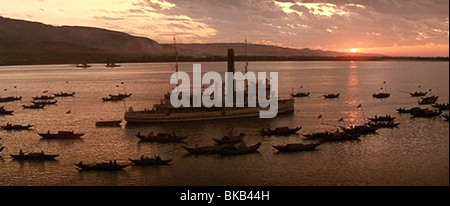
[338,44,449,57]
[0,0,448,57]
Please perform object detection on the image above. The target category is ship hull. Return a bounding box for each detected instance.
[125,99,295,123]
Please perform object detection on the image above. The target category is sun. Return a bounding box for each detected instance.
[350,48,358,53]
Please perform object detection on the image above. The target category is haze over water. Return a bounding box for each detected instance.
[0,61,448,186]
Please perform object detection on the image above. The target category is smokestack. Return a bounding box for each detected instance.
[228,49,235,73]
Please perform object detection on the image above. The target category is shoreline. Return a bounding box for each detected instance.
[0,56,448,67]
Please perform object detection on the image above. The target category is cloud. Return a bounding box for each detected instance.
[93,16,125,21]
[147,0,176,10]
[289,4,311,16]
[134,0,447,51]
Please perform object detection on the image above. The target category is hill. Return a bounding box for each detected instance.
[168,43,360,57]
[0,16,182,65]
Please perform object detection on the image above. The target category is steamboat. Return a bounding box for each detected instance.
[125,49,294,123]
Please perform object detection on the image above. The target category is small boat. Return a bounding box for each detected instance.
[340,124,378,135]
[291,92,310,98]
[260,126,302,136]
[136,132,188,143]
[302,131,333,140]
[38,131,85,139]
[368,115,396,122]
[11,150,58,161]
[109,93,132,99]
[75,161,128,171]
[443,114,449,121]
[102,95,128,102]
[368,121,400,128]
[32,95,55,100]
[419,96,439,105]
[409,91,428,97]
[432,103,449,111]
[218,142,262,156]
[105,63,121,68]
[411,109,442,118]
[32,100,58,105]
[322,131,361,141]
[323,93,340,99]
[0,96,22,103]
[76,63,92,69]
[95,120,122,127]
[102,96,123,102]
[1,123,33,130]
[23,104,45,109]
[181,144,235,155]
[212,133,245,145]
[273,143,321,153]
[0,107,14,115]
[396,107,423,114]
[54,92,76,97]
[373,93,390,99]
[129,156,172,166]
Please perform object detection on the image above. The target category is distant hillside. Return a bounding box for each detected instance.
[0,17,161,51]
[168,43,371,57]
[0,16,191,65]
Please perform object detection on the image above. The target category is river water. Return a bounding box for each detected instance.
[0,61,448,186]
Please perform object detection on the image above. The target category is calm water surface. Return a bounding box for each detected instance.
[0,61,448,186]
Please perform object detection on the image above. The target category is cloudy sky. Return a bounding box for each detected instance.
[1,0,448,56]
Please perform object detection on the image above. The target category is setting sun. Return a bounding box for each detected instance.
[350,48,358,53]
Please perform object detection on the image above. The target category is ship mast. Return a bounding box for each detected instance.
[245,37,248,74]
[174,34,179,72]
[244,38,249,92]
[174,34,179,86]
